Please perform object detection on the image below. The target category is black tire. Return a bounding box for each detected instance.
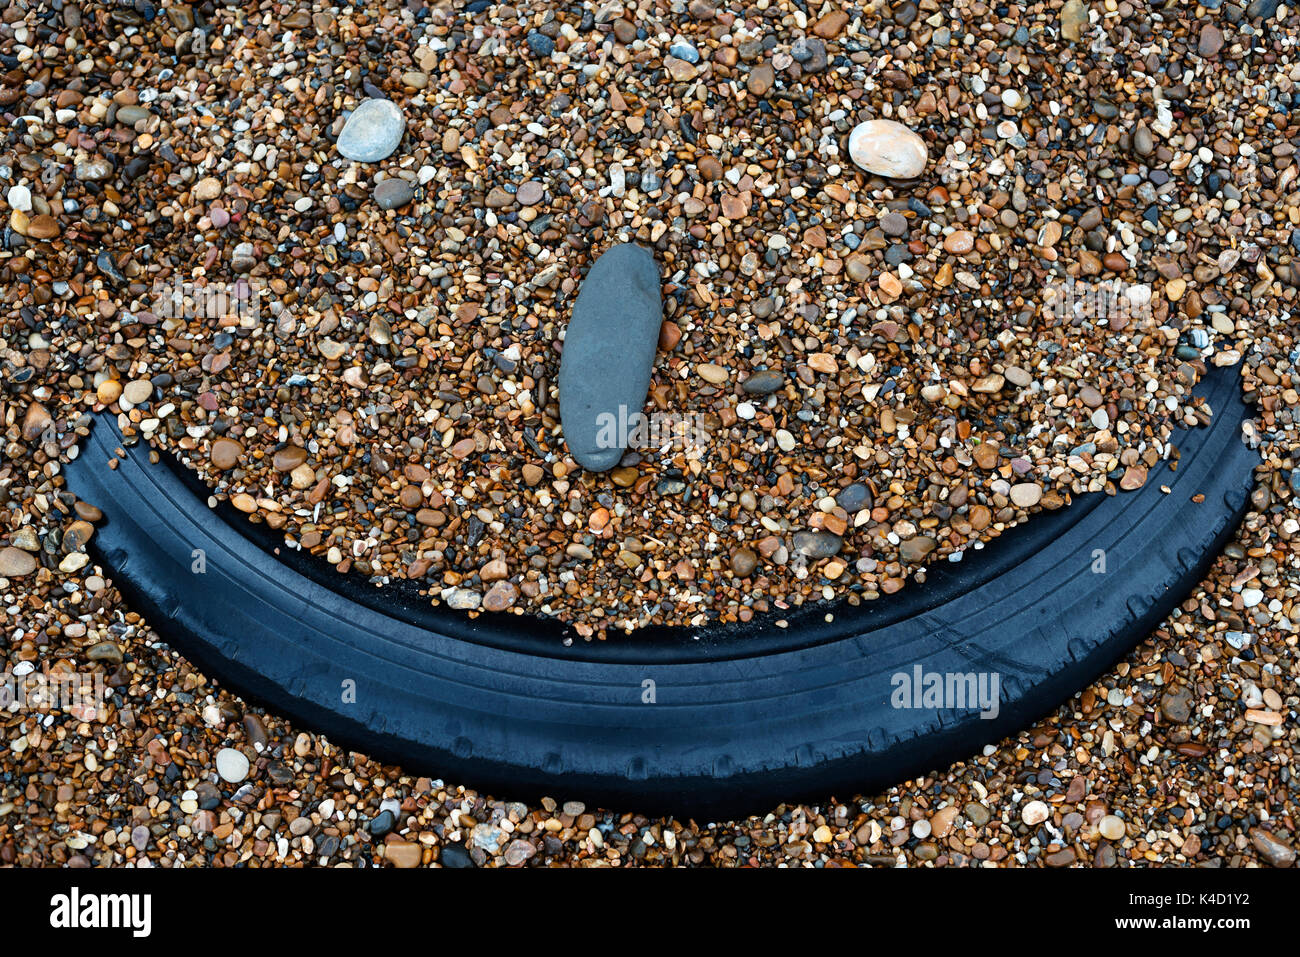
[66,366,1257,818]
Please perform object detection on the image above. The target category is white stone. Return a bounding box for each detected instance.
[336,99,406,162]
[7,185,32,212]
[444,588,481,611]
[1021,800,1050,826]
[1099,815,1125,841]
[215,747,250,783]
[59,553,89,574]
[847,119,929,179]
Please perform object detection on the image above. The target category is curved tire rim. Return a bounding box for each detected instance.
[66,366,1258,817]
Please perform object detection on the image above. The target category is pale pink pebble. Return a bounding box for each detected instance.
[210,206,230,227]
[848,119,929,179]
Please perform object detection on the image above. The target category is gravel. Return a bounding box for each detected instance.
[0,0,1297,868]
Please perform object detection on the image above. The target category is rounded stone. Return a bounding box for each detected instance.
[26,215,59,239]
[1099,814,1126,841]
[730,548,758,577]
[272,445,307,472]
[516,181,545,205]
[848,119,929,179]
[1021,800,1050,826]
[336,99,406,162]
[374,178,414,209]
[559,243,663,472]
[122,380,153,405]
[6,184,32,212]
[837,483,872,512]
[1010,482,1043,507]
[210,438,243,470]
[792,530,842,559]
[0,546,38,578]
[215,747,250,783]
[483,580,519,612]
[369,810,396,836]
[193,177,222,201]
[742,370,785,394]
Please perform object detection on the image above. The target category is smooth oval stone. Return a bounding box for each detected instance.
[742,369,785,394]
[848,119,928,179]
[559,243,662,472]
[215,747,249,783]
[336,99,405,162]
[115,105,151,125]
[836,483,872,512]
[792,530,843,559]
[374,177,414,209]
[0,546,37,577]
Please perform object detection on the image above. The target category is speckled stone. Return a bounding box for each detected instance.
[848,119,929,179]
[336,99,405,162]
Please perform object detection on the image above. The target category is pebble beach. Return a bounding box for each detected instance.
[1,0,1298,866]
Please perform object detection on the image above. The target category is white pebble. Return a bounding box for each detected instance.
[847,119,929,179]
[1021,800,1049,826]
[6,184,32,212]
[215,747,250,783]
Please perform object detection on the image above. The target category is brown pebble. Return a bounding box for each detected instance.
[272,446,308,472]
[747,63,775,96]
[386,841,422,868]
[483,580,519,612]
[943,230,975,254]
[26,214,60,239]
[730,547,758,577]
[211,438,244,470]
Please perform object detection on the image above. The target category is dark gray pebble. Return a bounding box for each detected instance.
[440,842,474,868]
[374,178,414,210]
[741,370,784,394]
[793,530,843,559]
[526,32,555,56]
[836,483,872,512]
[558,243,662,472]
